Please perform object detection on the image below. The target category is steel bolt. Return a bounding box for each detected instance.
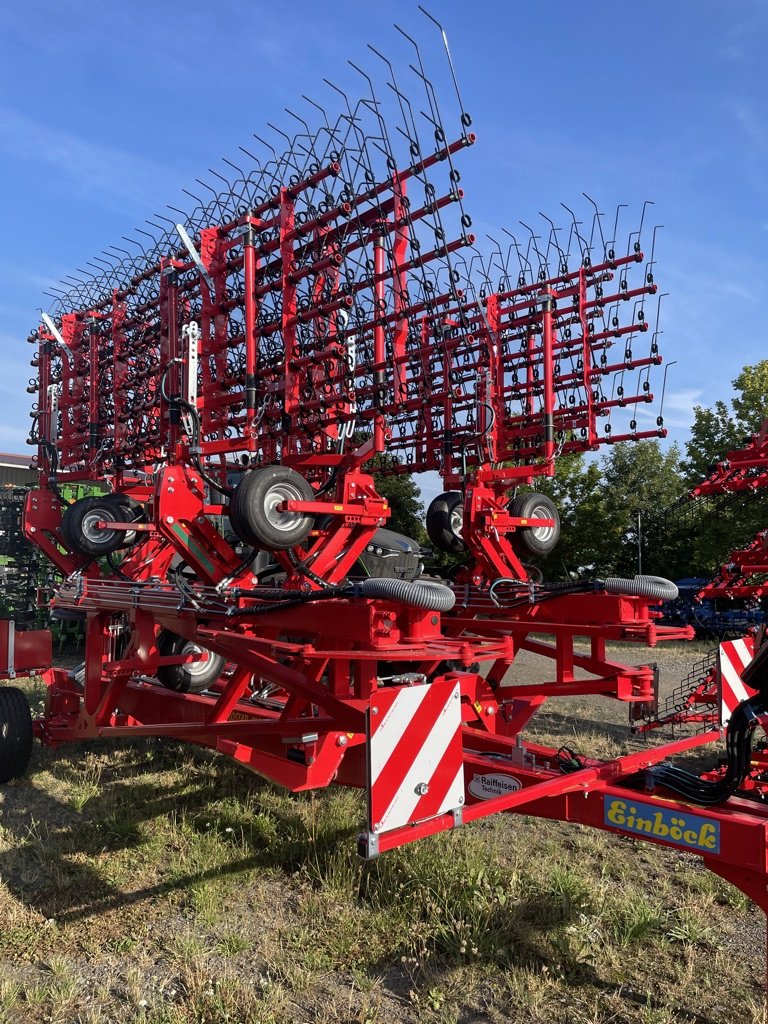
[371,706,379,715]
[336,735,348,747]
[414,782,429,796]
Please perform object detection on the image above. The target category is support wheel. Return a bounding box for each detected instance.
[229,467,315,550]
[425,491,465,554]
[509,493,561,557]
[61,494,142,557]
[0,687,33,784]
[156,631,225,693]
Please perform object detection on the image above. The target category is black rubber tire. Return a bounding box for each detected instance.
[228,486,261,548]
[61,495,138,557]
[425,491,465,554]
[0,687,33,784]
[156,630,225,694]
[229,467,315,550]
[509,492,561,557]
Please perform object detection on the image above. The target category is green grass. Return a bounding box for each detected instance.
[0,676,765,1023]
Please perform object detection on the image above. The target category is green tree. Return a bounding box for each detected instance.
[532,442,686,580]
[682,360,768,486]
[533,454,605,579]
[596,441,686,578]
[680,400,739,485]
[370,459,426,542]
[678,360,768,575]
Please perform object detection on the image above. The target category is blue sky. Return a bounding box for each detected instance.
[1,0,766,497]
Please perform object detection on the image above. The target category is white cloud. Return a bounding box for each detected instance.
[0,107,182,214]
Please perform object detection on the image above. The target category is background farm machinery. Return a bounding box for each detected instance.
[4,11,768,985]
[639,421,768,736]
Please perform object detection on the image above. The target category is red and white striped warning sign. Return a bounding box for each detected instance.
[719,636,756,726]
[368,678,464,834]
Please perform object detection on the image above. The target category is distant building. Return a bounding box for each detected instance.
[0,453,37,488]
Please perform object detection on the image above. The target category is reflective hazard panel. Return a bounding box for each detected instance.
[367,679,464,834]
[719,637,756,726]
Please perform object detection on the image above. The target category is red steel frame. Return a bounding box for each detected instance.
[16,23,768,996]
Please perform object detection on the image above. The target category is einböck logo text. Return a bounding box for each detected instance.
[604,798,720,854]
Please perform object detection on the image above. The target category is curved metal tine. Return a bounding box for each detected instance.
[606,203,627,260]
[252,132,279,171]
[369,46,459,285]
[407,59,471,222]
[645,224,663,280]
[502,228,533,288]
[193,174,226,222]
[180,187,206,235]
[349,60,397,160]
[301,95,343,170]
[145,220,173,258]
[258,155,283,204]
[238,146,272,208]
[366,44,420,152]
[221,157,252,210]
[283,108,314,161]
[539,212,566,279]
[652,291,667,344]
[349,57,437,297]
[582,193,607,261]
[519,220,547,282]
[205,167,239,220]
[396,23,448,146]
[626,200,654,258]
[92,252,119,270]
[560,203,589,267]
[485,233,508,291]
[121,235,150,258]
[397,24,468,217]
[417,6,470,138]
[658,356,675,422]
[322,79,368,185]
[267,121,306,178]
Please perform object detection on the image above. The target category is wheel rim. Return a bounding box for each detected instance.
[182,642,212,679]
[262,481,307,533]
[529,504,556,544]
[449,505,464,539]
[81,508,117,546]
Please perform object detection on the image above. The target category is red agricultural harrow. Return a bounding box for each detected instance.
[4,11,768,990]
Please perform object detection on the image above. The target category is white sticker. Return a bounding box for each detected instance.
[467,773,522,800]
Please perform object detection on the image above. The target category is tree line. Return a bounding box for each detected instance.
[377,361,768,583]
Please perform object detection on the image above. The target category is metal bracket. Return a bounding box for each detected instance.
[357,831,379,859]
[41,314,74,365]
[6,619,15,680]
[175,224,215,294]
[182,321,200,407]
[47,383,59,426]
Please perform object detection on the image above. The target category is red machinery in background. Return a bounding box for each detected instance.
[633,419,768,738]
[4,12,768,988]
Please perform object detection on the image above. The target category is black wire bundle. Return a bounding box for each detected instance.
[649,640,768,805]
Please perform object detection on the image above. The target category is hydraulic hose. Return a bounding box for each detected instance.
[357,577,456,612]
[602,574,678,602]
[649,635,768,805]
